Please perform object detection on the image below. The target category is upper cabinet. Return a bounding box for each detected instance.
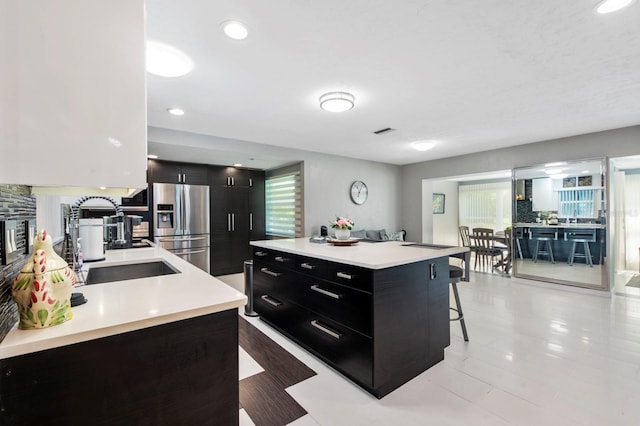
[0,0,147,190]
[209,166,254,187]
[147,160,209,185]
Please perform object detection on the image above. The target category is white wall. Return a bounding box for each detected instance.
[430,180,459,245]
[402,126,640,243]
[147,127,402,237]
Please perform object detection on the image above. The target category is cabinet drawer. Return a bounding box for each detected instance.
[253,261,293,297]
[252,248,295,269]
[289,278,372,336]
[295,255,327,278]
[326,263,373,292]
[297,311,372,387]
[255,294,372,387]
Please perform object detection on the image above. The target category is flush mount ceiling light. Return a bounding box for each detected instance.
[221,20,248,40]
[595,0,636,14]
[146,41,193,77]
[147,154,158,159]
[319,91,355,112]
[167,107,185,116]
[411,140,437,151]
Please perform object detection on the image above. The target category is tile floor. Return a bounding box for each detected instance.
[219,270,640,425]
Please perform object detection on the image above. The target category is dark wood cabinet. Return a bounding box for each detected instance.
[209,166,252,187]
[252,246,450,398]
[210,169,264,275]
[0,310,239,425]
[147,159,208,185]
[248,169,266,245]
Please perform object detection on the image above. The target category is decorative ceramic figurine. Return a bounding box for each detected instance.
[11,229,75,329]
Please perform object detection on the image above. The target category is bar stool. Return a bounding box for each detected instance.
[529,227,557,263]
[565,228,596,267]
[449,265,469,342]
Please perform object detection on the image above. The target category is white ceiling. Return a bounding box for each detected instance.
[145,0,640,168]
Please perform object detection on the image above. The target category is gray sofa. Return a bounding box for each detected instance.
[348,229,406,242]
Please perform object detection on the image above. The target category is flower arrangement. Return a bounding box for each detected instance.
[330,216,354,230]
[549,213,558,219]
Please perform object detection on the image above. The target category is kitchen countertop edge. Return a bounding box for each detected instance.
[0,246,246,359]
[251,238,468,269]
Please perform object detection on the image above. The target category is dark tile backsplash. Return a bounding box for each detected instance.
[1,185,36,343]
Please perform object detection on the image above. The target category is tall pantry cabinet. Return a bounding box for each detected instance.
[210,167,265,275]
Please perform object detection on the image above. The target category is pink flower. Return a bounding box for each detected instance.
[330,216,354,230]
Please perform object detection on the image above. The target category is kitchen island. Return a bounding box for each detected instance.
[0,246,246,425]
[250,238,468,398]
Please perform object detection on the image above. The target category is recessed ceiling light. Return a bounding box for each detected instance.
[167,107,185,116]
[545,168,563,175]
[595,0,636,14]
[550,174,568,180]
[147,154,158,159]
[544,162,567,167]
[581,170,590,174]
[108,137,122,147]
[221,20,248,40]
[146,41,193,77]
[411,141,437,151]
[319,91,355,112]
[233,163,242,167]
[99,186,107,190]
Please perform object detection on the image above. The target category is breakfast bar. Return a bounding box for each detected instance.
[250,238,468,398]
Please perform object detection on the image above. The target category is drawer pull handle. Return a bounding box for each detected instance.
[275,256,287,262]
[311,320,342,340]
[255,251,268,257]
[310,285,342,299]
[261,295,282,307]
[336,272,354,280]
[260,268,281,277]
[300,262,315,270]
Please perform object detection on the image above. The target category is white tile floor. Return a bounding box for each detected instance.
[218,271,640,425]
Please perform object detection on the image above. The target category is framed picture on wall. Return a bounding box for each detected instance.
[432,193,445,214]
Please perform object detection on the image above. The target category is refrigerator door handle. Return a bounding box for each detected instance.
[158,236,207,242]
[227,213,231,231]
[250,213,253,231]
[173,249,206,256]
[232,213,235,231]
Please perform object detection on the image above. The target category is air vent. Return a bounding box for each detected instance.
[373,127,395,135]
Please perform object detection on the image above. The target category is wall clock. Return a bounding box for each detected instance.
[350,180,368,205]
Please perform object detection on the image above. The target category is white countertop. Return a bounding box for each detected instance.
[250,238,468,269]
[515,222,606,229]
[0,246,246,359]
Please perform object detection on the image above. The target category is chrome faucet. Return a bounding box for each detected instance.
[69,196,126,272]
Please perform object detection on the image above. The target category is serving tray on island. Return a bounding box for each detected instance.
[327,238,360,246]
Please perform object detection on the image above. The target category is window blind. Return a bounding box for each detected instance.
[458,181,512,231]
[265,172,302,237]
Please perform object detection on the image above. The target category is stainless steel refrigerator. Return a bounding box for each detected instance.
[153,183,210,273]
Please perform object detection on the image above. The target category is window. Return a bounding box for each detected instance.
[458,181,512,231]
[265,165,303,237]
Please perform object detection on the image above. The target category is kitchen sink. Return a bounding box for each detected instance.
[85,260,180,285]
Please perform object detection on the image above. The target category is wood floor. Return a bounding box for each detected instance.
[238,316,317,425]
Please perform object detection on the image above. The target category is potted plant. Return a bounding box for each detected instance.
[330,216,354,240]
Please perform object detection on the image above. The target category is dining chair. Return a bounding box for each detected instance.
[502,230,513,274]
[471,228,504,272]
[459,226,478,269]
